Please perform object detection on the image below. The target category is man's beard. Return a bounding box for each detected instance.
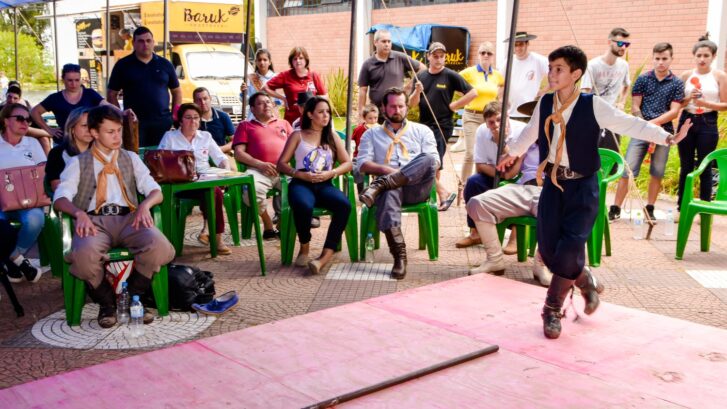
[611,47,624,57]
[386,113,405,123]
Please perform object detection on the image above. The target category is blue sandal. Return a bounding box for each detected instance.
[438,192,457,212]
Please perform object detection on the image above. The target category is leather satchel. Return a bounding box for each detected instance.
[143,149,197,183]
[0,163,52,211]
[122,114,139,153]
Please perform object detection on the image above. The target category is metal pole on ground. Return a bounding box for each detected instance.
[163,0,169,59]
[343,0,357,154]
[494,0,520,187]
[241,0,253,120]
[53,0,59,91]
[13,7,18,80]
[301,345,499,409]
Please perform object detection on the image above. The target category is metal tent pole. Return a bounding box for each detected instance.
[53,0,59,91]
[494,0,520,186]
[343,0,358,154]
[105,0,110,90]
[163,0,168,59]
[241,0,253,119]
[13,7,18,80]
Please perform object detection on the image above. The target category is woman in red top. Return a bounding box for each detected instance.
[264,47,328,125]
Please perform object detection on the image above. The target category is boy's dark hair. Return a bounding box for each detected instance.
[132,26,153,41]
[87,105,123,131]
[0,103,30,132]
[548,45,588,80]
[192,87,210,100]
[609,27,630,39]
[653,42,673,56]
[381,87,409,108]
[248,91,271,108]
[483,101,503,120]
[693,33,718,55]
[362,103,379,117]
[6,85,21,97]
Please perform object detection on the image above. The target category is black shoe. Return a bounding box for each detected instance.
[4,261,23,283]
[263,229,280,240]
[18,259,42,283]
[608,205,621,222]
[310,217,321,229]
[644,205,657,224]
[542,305,564,339]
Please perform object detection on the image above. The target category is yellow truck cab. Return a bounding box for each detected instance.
[170,43,253,123]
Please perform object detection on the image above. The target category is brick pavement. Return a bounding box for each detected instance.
[1,149,726,389]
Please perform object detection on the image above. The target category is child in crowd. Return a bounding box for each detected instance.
[497,45,691,339]
[53,105,175,328]
[352,104,379,194]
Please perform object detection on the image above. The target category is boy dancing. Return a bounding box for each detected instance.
[54,106,175,328]
[497,46,691,339]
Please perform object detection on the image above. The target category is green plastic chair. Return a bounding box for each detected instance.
[675,148,727,260]
[59,206,169,326]
[496,215,537,262]
[8,209,62,277]
[359,180,439,261]
[279,168,359,265]
[586,149,625,267]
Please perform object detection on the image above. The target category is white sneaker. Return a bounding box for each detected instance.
[532,253,553,287]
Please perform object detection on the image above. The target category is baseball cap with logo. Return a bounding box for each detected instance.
[428,42,447,54]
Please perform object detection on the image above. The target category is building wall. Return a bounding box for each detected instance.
[265,0,711,82]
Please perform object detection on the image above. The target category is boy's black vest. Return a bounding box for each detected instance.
[538,93,601,177]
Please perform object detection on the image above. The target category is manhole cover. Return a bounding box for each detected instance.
[32,305,215,350]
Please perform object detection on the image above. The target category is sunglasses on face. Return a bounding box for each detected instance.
[612,40,631,48]
[479,51,494,56]
[8,115,30,123]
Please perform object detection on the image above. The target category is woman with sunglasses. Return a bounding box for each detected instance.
[676,34,727,218]
[457,42,504,185]
[30,64,107,145]
[45,107,93,192]
[0,103,47,283]
[158,103,234,255]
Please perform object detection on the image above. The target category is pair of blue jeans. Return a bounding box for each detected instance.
[0,208,45,259]
[288,179,351,250]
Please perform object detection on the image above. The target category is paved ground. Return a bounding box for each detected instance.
[1,149,726,390]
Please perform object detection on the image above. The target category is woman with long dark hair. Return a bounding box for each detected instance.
[677,34,727,218]
[276,97,351,274]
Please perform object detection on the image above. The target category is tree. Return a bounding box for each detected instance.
[0,31,56,84]
[0,4,50,48]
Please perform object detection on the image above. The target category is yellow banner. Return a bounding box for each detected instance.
[141,2,244,39]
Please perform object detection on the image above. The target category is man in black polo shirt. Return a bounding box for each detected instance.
[410,42,477,211]
[107,26,182,147]
[358,29,426,122]
[194,87,235,153]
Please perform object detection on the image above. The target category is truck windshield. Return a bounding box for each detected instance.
[187,52,245,80]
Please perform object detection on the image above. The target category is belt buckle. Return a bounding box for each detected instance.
[563,168,575,179]
[101,204,120,216]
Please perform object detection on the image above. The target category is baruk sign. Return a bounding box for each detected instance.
[141,2,244,41]
[183,5,240,25]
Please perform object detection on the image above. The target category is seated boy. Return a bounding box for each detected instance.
[54,105,175,328]
[497,45,691,339]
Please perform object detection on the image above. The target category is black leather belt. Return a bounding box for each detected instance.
[543,163,585,180]
[89,205,130,216]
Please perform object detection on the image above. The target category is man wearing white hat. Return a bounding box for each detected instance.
[501,32,549,119]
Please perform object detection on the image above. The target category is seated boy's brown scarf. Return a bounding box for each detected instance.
[536,89,580,191]
[91,146,138,214]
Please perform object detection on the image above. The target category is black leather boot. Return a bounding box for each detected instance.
[127,271,155,324]
[359,172,409,208]
[541,275,575,339]
[384,226,407,280]
[574,267,605,315]
[87,280,117,328]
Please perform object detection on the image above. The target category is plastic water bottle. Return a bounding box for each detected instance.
[116,282,130,325]
[664,210,674,236]
[129,295,145,338]
[633,210,644,240]
[365,233,375,263]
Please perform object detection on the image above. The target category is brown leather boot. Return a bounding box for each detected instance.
[359,172,409,208]
[127,271,155,324]
[541,275,575,339]
[384,226,407,280]
[87,280,117,328]
[574,267,605,315]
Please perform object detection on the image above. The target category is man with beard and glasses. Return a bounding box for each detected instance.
[356,87,439,280]
[581,28,632,152]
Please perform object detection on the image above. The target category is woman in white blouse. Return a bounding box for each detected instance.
[159,103,233,255]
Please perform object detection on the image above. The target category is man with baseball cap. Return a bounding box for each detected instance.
[410,42,478,211]
[500,32,549,119]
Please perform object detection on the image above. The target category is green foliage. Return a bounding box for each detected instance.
[0,5,49,47]
[324,68,352,119]
[0,31,56,84]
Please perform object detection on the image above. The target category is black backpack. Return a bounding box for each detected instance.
[144,264,215,312]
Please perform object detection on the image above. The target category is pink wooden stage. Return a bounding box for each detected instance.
[3,274,726,408]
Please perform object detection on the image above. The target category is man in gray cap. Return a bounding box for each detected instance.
[500,32,549,119]
[410,42,477,211]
